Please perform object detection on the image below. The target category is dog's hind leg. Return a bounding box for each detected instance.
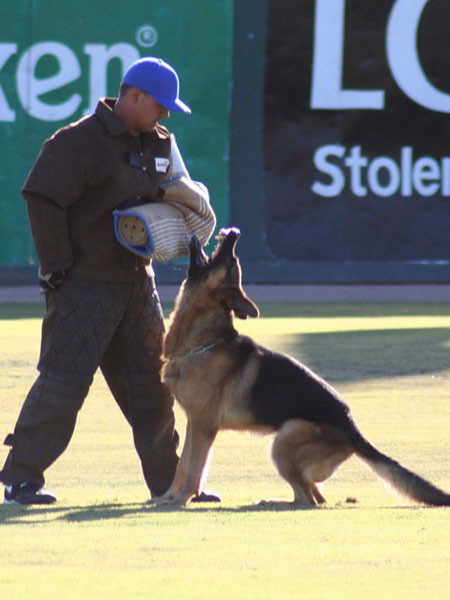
[271,420,353,506]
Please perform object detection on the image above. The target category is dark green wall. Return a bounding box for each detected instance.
[2,0,450,284]
[0,0,232,278]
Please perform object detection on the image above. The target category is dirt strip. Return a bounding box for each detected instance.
[1,284,450,304]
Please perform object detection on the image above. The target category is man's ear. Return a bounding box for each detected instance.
[129,87,140,101]
[225,288,259,320]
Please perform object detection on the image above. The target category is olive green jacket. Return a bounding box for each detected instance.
[23,98,171,281]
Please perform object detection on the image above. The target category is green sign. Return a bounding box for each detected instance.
[0,0,232,267]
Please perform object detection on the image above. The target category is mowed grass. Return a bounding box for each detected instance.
[1,300,450,600]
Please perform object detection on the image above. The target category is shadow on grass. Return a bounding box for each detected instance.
[274,328,450,383]
[0,500,328,524]
[0,302,175,320]
[0,303,45,320]
[0,498,369,524]
[257,302,450,319]
[1,498,435,524]
[4,300,450,321]
[0,502,148,524]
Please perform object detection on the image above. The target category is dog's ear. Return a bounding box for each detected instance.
[188,235,208,278]
[225,288,259,320]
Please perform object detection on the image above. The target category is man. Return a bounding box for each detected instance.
[1,57,219,505]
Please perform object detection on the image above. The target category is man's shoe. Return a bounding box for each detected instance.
[191,490,221,503]
[4,482,57,505]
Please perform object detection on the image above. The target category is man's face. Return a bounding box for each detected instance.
[134,90,170,133]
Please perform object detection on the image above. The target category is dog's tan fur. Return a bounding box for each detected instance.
[153,229,450,507]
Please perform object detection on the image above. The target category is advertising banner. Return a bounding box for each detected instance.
[264,0,450,270]
[0,0,232,269]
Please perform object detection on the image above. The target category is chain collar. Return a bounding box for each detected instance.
[187,339,225,356]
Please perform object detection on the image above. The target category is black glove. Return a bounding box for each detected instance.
[38,267,66,293]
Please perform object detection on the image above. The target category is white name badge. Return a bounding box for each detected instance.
[155,157,170,173]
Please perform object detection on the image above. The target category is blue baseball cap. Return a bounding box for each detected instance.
[123,57,191,114]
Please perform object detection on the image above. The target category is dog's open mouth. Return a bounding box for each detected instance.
[189,227,241,276]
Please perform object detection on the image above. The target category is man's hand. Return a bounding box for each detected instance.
[38,267,66,293]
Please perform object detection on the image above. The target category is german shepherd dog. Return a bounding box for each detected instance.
[154,227,450,507]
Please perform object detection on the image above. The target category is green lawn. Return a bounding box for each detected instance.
[1,301,450,599]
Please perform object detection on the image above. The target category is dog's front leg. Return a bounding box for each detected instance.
[153,419,217,506]
[180,419,217,504]
[157,419,195,503]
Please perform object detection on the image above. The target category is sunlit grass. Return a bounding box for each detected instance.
[1,302,450,600]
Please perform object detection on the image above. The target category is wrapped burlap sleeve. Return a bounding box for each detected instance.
[113,134,216,262]
[113,177,216,262]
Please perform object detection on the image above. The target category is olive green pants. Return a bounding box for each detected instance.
[1,276,179,497]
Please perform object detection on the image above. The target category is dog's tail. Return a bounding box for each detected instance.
[352,433,450,506]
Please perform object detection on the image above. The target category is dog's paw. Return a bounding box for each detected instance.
[148,493,190,507]
[147,492,174,505]
[149,496,176,506]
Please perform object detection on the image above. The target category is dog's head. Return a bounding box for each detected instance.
[187,228,259,319]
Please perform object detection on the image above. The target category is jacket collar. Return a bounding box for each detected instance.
[95,98,170,140]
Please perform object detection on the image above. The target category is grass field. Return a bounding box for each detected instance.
[1,300,450,599]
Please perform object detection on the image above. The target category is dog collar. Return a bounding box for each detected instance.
[187,340,225,356]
